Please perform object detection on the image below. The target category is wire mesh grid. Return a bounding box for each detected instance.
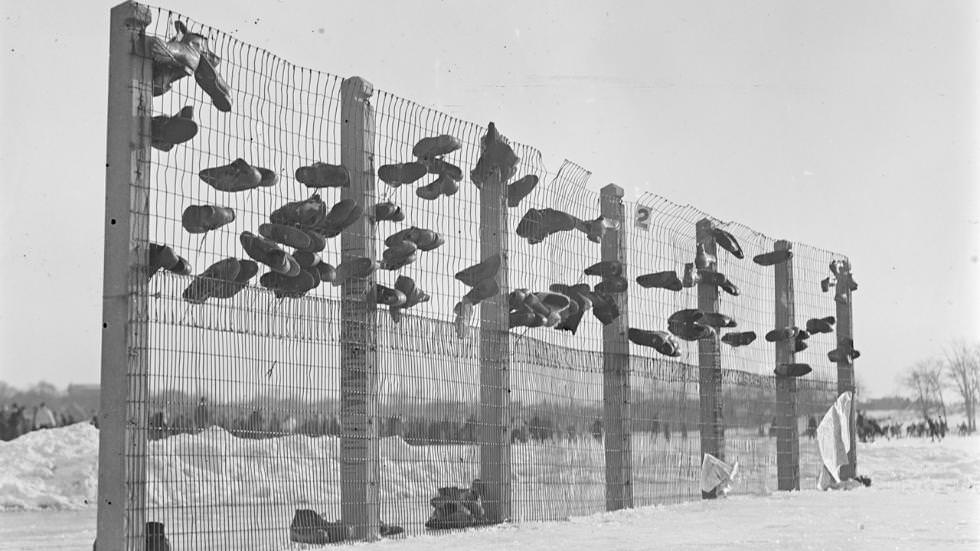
[105,3,854,549]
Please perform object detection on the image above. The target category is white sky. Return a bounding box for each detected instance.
[0,0,977,397]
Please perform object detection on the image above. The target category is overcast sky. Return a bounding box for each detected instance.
[0,0,977,397]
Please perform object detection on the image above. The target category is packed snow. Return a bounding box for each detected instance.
[0,424,977,550]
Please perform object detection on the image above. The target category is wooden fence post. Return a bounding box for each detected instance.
[601,184,632,511]
[696,219,725,477]
[773,239,800,491]
[98,3,152,550]
[835,260,857,479]
[479,167,511,523]
[339,75,380,540]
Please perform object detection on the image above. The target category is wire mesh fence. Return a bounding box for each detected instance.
[100,3,856,549]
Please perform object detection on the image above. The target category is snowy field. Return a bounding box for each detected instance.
[1,424,977,550]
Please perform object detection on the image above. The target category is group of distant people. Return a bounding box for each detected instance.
[854,411,963,443]
[0,402,96,441]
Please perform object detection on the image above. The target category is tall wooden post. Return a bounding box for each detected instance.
[696,219,724,474]
[339,76,380,541]
[773,240,800,491]
[479,168,511,523]
[835,260,857,479]
[98,3,152,550]
[601,184,632,511]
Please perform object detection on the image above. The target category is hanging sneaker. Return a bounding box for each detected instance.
[507,175,539,208]
[147,243,180,276]
[516,208,579,244]
[373,201,405,223]
[721,331,756,347]
[668,309,703,325]
[710,227,744,259]
[413,134,461,161]
[181,205,235,234]
[240,231,300,276]
[753,250,793,266]
[698,312,737,329]
[765,326,799,342]
[296,162,350,189]
[463,278,500,305]
[805,316,835,334]
[584,260,623,278]
[199,158,266,192]
[182,258,243,303]
[820,277,834,293]
[378,162,428,187]
[455,254,501,287]
[316,262,336,284]
[194,51,232,112]
[260,269,318,299]
[594,275,628,294]
[376,284,408,307]
[667,321,715,341]
[314,199,363,238]
[636,270,683,291]
[416,173,459,200]
[259,223,320,252]
[151,106,197,151]
[380,240,418,270]
[774,363,812,377]
[454,300,474,339]
[270,194,326,227]
[332,257,378,286]
[423,158,464,181]
[591,291,620,325]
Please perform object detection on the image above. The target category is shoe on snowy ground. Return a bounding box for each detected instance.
[289,509,349,544]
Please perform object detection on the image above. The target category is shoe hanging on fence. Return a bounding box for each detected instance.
[721,331,756,348]
[260,268,318,299]
[145,521,171,551]
[380,240,418,270]
[828,338,860,363]
[695,243,716,270]
[698,270,740,297]
[591,291,620,325]
[507,175,539,208]
[413,134,461,161]
[240,231,301,276]
[314,199,363,238]
[423,158,464,182]
[774,363,812,377]
[471,122,519,187]
[259,223,324,253]
[386,226,444,252]
[584,260,623,278]
[293,251,321,270]
[794,332,809,353]
[316,261,337,284]
[820,277,835,293]
[148,21,200,77]
[550,283,593,333]
[194,51,232,112]
[379,162,428,187]
[390,275,430,322]
[462,278,500,306]
[289,509,350,545]
[528,291,572,327]
[628,328,682,357]
[332,257,378,286]
[151,106,197,151]
[636,270,683,292]
[416,173,460,200]
[668,308,703,325]
[806,316,836,334]
[181,205,235,234]
[376,284,407,308]
[698,312,737,329]
[200,159,276,192]
[765,326,799,342]
[594,275,628,294]
[667,320,715,341]
[455,254,501,287]
[516,208,580,244]
[271,194,327,227]
[753,249,793,266]
[682,263,698,287]
[710,227,744,260]
[373,201,405,223]
[147,243,190,277]
[182,258,254,303]
[577,216,619,244]
[296,162,350,189]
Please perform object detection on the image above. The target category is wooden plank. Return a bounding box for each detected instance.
[696,218,725,472]
[773,239,800,491]
[98,2,152,550]
[601,183,632,511]
[479,166,511,523]
[339,75,380,541]
[835,259,857,479]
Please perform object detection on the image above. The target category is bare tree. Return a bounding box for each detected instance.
[944,340,979,432]
[903,361,936,419]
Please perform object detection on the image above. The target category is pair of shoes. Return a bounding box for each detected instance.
[386,226,444,252]
[721,331,756,347]
[380,240,418,271]
[805,316,836,334]
[388,275,430,322]
[584,260,628,294]
[509,290,571,329]
[666,309,715,341]
[200,158,277,192]
[628,328,682,357]
[151,22,232,111]
[240,231,301,276]
[774,363,812,377]
[548,283,593,333]
[182,258,257,303]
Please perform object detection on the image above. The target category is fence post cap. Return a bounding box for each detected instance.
[600,183,624,197]
[342,76,374,100]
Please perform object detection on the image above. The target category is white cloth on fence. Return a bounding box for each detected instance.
[816,391,853,490]
[700,453,739,495]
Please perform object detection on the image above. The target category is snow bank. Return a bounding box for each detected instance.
[0,423,99,510]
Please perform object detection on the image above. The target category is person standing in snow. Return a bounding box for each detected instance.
[33,402,57,430]
[194,397,210,430]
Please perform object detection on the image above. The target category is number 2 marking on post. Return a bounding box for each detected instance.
[635,205,651,231]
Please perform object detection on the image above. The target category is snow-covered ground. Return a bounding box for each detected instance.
[1,425,977,550]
